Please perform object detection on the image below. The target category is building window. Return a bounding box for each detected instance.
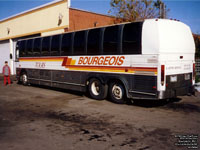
[73,31,86,55]
[87,28,101,55]
[51,35,60,56]
[103,26,119,55]
[122,22,142,54]
[61,33,72,56]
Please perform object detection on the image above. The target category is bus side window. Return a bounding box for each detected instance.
[26,39,33,57]
[19,41,26,57]
[103,25,119,55]
[122,22,142,54]
[51,35,60,56]
[33,38,41,56]
[61,33,72,56]
[73,31,86,55]
[41,37,50,56]
[87,28,101,55]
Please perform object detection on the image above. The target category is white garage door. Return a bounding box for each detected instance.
[0,40,10,74]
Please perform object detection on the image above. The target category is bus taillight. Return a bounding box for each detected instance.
[161,65,165,86]
[193,63,196,80]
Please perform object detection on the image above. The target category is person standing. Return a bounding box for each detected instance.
[2,61,11,85]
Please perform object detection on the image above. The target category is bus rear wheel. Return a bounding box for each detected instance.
[88,78,108,100]
[109,82,125,104]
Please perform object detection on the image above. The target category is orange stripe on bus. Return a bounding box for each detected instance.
[66,58,72,65]
[19,57,65,62]
[65,65,157,72]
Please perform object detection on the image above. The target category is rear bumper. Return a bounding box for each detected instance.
[157,73,195,99]
[157,85,195,99]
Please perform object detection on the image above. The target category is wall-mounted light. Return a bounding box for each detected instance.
[94,21,98,27]
[58,13,63,26]
[7,27,10,35]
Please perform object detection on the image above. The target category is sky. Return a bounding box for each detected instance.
[0,0,200,34]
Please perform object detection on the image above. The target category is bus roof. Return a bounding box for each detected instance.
[142,19,195,54]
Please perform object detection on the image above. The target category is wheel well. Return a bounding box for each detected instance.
[107,79,125,88]
[86,76,105,86]
[20,69,27,76]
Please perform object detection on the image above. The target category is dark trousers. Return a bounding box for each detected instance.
[4,76,11,85]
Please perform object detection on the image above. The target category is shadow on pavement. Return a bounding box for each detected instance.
[126,98,182,108]
[30,84,85,97]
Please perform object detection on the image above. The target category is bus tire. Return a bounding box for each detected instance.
[109,81,125,104]
[88,78,108,100]
[20,72,28,86]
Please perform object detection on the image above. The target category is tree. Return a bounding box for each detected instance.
[109,0,169,22]
[194,34,200,58]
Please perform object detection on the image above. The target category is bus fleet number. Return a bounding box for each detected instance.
[35,62,46,68]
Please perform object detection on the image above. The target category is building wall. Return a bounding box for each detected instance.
[0,0,70,74]
[0,40,10,74]
[0,0,69,41]
[69,8,117,32]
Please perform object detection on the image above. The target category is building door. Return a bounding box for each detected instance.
[0,40,10,74]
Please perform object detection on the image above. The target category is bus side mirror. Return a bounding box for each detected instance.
[10,53,13,59]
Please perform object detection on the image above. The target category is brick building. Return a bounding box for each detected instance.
[69,8,117,32]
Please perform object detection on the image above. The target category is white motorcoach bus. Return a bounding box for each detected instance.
[15,19,195,104]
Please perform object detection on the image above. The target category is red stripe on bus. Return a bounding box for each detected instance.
[65,65,157,72]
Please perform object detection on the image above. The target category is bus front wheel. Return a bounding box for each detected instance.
[109,82,125,104]
[88,78,108,100]
[20,73,28,86]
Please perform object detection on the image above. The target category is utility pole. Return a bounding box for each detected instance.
[159,2,165,19]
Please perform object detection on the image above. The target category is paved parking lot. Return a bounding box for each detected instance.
[0,78,200,150]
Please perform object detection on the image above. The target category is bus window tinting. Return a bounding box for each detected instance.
[103,26,118,55]
[41,37,50,56]
[122,22,142,54]
[51,35,60,56]
[26,39,33,56]
[87,29,101,55]
[33,38,41,56]
[61,33,71,56]
[19,41,26,57]
[73,31,86,55]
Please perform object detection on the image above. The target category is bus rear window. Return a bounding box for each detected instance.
[122,22,142,54]
[73,31,86,55]
[103,26,119,55]
[87,28,101,55]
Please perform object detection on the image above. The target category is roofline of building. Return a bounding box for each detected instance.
[0,0,67,23]
[0,1,116,23]
[69,7,116,19]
